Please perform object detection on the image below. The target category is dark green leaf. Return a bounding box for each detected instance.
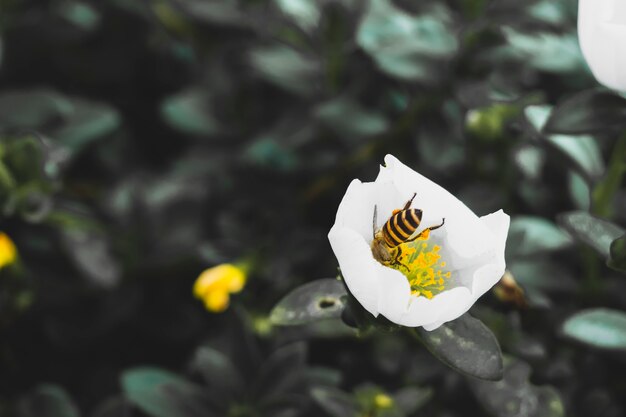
[524,105,605,180]
[468,357,564,417]
[562,308,626,350]
[249,46,319,96]
[502,28,585,74]
[275,0,320,32]
[356,0,457,81]
[18,385,80,417]
[508,216,573,257]
[188,346,244,397]
[161,90,219,136]
[509,259,576,293]
[544,90,626,135]
[90,397,131,417]
[415,313,503,381]
[311,387,359,417]
[557,211,625,258]
[60,224,122,289]
[270,279,347,326]
[253,342,307,400]
[121,367,215,417]
[393,386,433,414]
[0,90,72,130]
[315,97,389,139]
[608,234,626,273]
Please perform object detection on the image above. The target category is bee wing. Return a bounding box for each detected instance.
[372,205,378,238]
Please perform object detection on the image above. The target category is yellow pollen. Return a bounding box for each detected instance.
[390,237,451,299]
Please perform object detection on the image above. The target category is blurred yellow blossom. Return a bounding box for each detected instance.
[193,263,247,312]
[0,232,17,269]
[373,393,393,409]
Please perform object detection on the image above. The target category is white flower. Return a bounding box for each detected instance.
[328,155,509,331]
[578,0,626,91]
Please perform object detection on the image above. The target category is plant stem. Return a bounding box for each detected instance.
[592,131,626,219]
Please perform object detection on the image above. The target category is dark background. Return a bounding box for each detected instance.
[1,0,626,416]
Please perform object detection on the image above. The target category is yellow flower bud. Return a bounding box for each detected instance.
[193,263,247,313]
[0,232,17,269]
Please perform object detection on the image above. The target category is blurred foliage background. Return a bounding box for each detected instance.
[1,0,626,416]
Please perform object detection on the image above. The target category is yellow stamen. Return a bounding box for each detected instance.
[390,237,451,299]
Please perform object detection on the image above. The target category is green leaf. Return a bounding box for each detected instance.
[508,216,573,257]
[415,313,503,381]
[608,234,626,273]
[253,342,307,401]
[18,385,80,417]
[121,367,215,417]
[274,0,320,32]
[544,90,626,135]
[524,105,605,181]
[547,134,605,180]
[311,387,359,417]
[356,0,457,81]
[315,97,389,139]
[562,308,626,350]
[393,386,433,414]
[249,46,319,96]
[90,397,131,417]
[0,89,73,130]
[188,346,244,397]
[509,259,576,293]
[502,28,585,74]
[60,223,122,289]
[51,99,120,152]
[468,357,564,417]
[161,90,219,136]
[270,279,347,326]
[557,211,625,258]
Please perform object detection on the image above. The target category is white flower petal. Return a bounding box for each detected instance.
[399,287,472,328]
[471,210,510,297]
[578,0,626,91]
[328,226,381,316]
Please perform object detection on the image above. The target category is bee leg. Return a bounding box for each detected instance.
[406,218,446,242]
[392,193,418,215]
[403,192,417,211]
[392,246,411,272]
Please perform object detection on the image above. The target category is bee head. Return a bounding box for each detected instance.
[414,209,423,221]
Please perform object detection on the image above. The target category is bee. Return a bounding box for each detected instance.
[371,193,445,270]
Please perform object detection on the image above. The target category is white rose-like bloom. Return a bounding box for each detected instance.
[578,0,626,91]
[328,155,509,331]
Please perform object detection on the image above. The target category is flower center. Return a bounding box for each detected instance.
[389,237,451,299]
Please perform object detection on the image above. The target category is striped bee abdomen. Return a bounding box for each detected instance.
[382,208,422,247]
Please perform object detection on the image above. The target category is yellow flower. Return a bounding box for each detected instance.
[373,393,393,409]
[0,232,17,269]
[193,263,247,313]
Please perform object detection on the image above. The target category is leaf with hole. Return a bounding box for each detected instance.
[415,313,503,381]
[270,278,347,326]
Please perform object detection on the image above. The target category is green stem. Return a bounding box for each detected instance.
[0,160,16,190]
[592,131,626,219]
